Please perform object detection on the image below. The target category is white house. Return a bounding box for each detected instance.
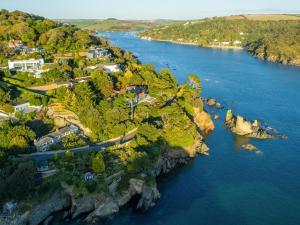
[221,41,230,46]
[101,64,120,73]
[8,59,45,71]
[233,40,242,45]
[11,101,30,113]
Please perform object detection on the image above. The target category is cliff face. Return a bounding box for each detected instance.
[193,108,215,133]
[5,138,209,225]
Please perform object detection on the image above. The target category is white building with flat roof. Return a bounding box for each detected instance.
[101,64,120,73]
[8,59,44,71]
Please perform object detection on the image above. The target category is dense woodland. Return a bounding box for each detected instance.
[140,16,300,65]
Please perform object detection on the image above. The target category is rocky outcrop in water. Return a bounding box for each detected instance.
[225,110,276,139]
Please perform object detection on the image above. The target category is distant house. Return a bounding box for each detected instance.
[221,41,230,45]
[233,40,242,45]
[11,45,44,54]
[101,64,120,73]
[11,101,30,113]
[87,48,111,59]
[83,172,95,181]
[35,124,80,152]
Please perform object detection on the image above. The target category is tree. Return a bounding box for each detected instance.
[91,153,105,174]
[91,69,114,98]
[53,152,59,161]
[29,96,42,106]
[188,74,202,94]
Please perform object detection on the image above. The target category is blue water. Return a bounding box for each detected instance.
[77,32,300,225]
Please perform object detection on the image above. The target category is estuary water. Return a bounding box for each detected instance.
[79,32,300,225]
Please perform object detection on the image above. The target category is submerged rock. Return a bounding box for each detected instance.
[241,144,257,151]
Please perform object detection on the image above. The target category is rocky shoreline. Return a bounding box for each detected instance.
[1,142,208,225]
[1,108,212,225]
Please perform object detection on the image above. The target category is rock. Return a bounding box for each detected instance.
[130,178,144,194]
[29,192,71,225]
[207,98,216,106]
[93,197,119,218]
[198,142,209,156]
[115,190,132,207]
[0,211,30,225]
[225,109,234,124]
[43,215,53,225]
[234,115,253,135]
[193,108,215,133]
[137,185,161,210]
[225,110,278,139]
[71,195,96,219]
[241,144,257,151]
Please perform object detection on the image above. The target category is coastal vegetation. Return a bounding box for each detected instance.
[0,10,213,224]
[140,14,300,65]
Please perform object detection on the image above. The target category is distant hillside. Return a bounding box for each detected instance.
[57,19,174,32]
[140,14,300,66]
[224,14,300,21]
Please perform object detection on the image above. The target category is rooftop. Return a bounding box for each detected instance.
[11,101,29,107]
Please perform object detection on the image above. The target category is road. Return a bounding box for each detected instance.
[19,128,137,161]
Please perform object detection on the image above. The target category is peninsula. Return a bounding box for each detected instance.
[0,10,214,225]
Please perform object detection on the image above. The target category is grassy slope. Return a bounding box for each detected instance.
[57,18,175,31]
[225,14,300,21]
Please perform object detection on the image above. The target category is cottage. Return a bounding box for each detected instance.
[87,48,110,59]
[35,124,80,152]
